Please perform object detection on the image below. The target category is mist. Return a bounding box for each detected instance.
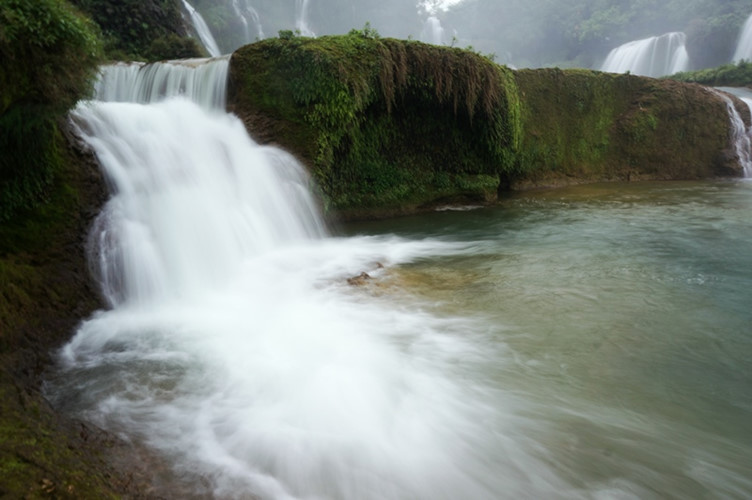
[188,0,752,73]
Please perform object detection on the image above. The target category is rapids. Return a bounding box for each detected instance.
[48,58,752,499]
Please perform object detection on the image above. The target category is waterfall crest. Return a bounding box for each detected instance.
[93,57,229,110]
[600,32,689,78]
[72,59,326,306]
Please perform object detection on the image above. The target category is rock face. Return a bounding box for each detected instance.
[511,69,745,189]
[0,122,143,498]
[228,32,520,220]
[228,34,748,219]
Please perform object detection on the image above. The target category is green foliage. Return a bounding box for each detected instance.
[0,108,61,223]
[512,69,735,186]
[668,60,752,87]
[348,22,379,39]
[230,31,739,214]
[70,0,201,61]
[230,34,522,213]
[0,370,119,499]
[0,0,103,222]
[147,33,203,61]
[0,0,102,114]
[513,68,621,179]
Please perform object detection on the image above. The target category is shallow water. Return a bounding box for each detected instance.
[346,180,752,498]
[50,172,752,499]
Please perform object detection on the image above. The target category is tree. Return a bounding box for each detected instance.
[0,0,102,220]
[0,0,102,113]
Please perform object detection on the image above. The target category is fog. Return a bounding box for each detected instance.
[189,0,752,72]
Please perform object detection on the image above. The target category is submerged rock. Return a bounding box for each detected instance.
[347,272,372,286]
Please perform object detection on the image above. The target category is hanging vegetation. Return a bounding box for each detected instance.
[229,29,522,216]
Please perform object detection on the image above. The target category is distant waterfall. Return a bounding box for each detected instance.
[600,32,690,78]
[182,0,222,57]
[296,0,315,36]
[733,13,752,63]
[421,16,445,45]
[232,0,265,43]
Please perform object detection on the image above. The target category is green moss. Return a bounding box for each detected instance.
[229,33,743,216]
[0,0,103,115]
[1,0,103,223]
[229,33,521,216]
[0,120,126,497]
[0,108,62,224]
[0,371,121,499]
[511,69,737,187]
[70,0,201,61]
[668,60,752,87]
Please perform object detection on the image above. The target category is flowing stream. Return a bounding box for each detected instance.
[49,59,752,499]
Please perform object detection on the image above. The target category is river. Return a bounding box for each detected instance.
[46,58,752,499]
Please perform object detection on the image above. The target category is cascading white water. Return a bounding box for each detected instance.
[714,89,752,177]
[232,0,265,42]
[94,57,229,110]
[295,0,315,36]
[57,58,578,498]
[420,16,445,45]
[600,32,690,78]
[733,13,752,63]
[182,0,223,57]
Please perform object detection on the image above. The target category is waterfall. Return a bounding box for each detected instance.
[420,16,445,45]
[733,14,752,63]
[182,0,223,57]
[58,56,571,498]
[93,57,229,110]
[600,32,690,78]
[72,58,326,306]
[231,0,265,43]
[713,89,752,177]
[295,0,315,36]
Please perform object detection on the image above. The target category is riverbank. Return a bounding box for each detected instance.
[0,120,147,498]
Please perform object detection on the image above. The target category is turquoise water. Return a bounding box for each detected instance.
[52,108,752,498]
[53,57,752,499]
[346,180,752,498]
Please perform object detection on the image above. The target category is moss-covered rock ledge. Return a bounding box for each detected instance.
[228,31,521,219]
[513,68,745,189]
[0,122,142,497]
[228,33,747,219]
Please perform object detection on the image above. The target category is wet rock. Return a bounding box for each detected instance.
[347,272,372,286]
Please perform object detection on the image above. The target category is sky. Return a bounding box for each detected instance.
[422,0,466,14]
